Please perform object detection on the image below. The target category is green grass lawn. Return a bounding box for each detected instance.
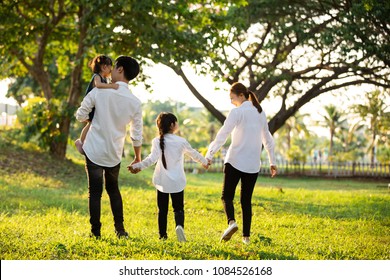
[0,140,389,260]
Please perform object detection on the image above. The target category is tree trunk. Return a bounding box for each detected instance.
[49,5,87,159]
[329,130,334,159]
[371,132,377,165]
[50,115,71,159]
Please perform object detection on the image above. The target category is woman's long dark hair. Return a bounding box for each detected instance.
[156,112,178,169]
[230,82,263,114]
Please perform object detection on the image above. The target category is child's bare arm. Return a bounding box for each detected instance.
[94,75,119,89]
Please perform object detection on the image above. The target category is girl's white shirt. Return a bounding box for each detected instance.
[206,101,276,173]
[132,134,208,193]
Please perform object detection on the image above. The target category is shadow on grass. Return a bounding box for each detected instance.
[252,194,389,221]
[257,175,389,191]
[0,140,156,216]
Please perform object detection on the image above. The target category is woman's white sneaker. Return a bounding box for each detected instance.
[176,225,187,242]
[220,222,238,241]
[242,237,250,244]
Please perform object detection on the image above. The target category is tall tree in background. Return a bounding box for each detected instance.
[1,0,389,159]
[320,105,348,160]
[0,0,119,158]
[166,0,389,134]
[352,89,389,164]
[0,0,244,159]
[110,0,243,122]
[336,120,366,162]
[277,112,310,151]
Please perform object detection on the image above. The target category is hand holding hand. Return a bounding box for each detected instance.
[128,157,142,174]
[270,165,277,178]
[127,163,141,174]
[203,158,212,169]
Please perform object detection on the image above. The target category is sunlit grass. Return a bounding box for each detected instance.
[0,141,389,260]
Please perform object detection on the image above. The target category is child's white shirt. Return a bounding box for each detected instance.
[132,134,207,193]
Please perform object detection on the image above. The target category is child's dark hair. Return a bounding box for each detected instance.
[156,112,177,169]
[88,55,113,74]
[230,82,263,114]
[115,55,140,81]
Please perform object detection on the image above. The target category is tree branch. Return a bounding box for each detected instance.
[171,65,226,124]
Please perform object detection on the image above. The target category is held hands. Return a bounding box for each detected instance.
[270,165,277,178]
[127,159,141,174]
[127,165,140,174]
[202,158,212,170]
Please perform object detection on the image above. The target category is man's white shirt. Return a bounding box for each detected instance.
[76,81,142,167]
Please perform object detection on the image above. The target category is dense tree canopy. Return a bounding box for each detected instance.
[0,0,117,157]
[167,0,390,133]
[0,0,388,159]
[0,0,244,158]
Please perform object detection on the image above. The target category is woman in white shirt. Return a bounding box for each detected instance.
[206,82,277,244]
[129,112,209,242]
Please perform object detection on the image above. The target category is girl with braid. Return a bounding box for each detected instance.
[128,112,210,242]
[206,82,277,245]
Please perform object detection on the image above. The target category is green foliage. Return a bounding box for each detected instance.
[351,89,389,163]
[352,90,389,142]
[16,97,66,149]
[1,0,389,160]
[0,0,123,157]
[286,144,306,163]
[183,0,390,135]
[6,76,40,106]
[377,145,390,164]
[0,0,247,158]
[111,0,248,67]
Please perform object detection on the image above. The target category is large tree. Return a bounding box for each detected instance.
[0,0,244,158]
[320,104,348,159]
[352,89,389,164]
[2,0,388,160]
[0,0,119,158]
[166,0,390,134]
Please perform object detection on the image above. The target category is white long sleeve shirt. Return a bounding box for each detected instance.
[75,81,143,167]
[205,101,276,173]
[132,134,208,193]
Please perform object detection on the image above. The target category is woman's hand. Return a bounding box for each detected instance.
[270,165,277,178]
[202,158,212,169]
[127,164,141,174]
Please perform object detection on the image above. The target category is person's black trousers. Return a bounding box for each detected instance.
[222,163,258,237]
[85,157,124,236]
[157,190,184,239]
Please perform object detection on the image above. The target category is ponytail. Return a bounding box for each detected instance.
[248,90,263,114]
[156,112,178,170]
[231,82,263,114]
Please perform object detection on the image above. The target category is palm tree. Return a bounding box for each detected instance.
[278,112,311,151]
[320,105,348,160]
[352,89,389,165]
[337,120,366,161]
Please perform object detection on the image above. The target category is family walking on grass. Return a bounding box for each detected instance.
[75,54,277,245]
